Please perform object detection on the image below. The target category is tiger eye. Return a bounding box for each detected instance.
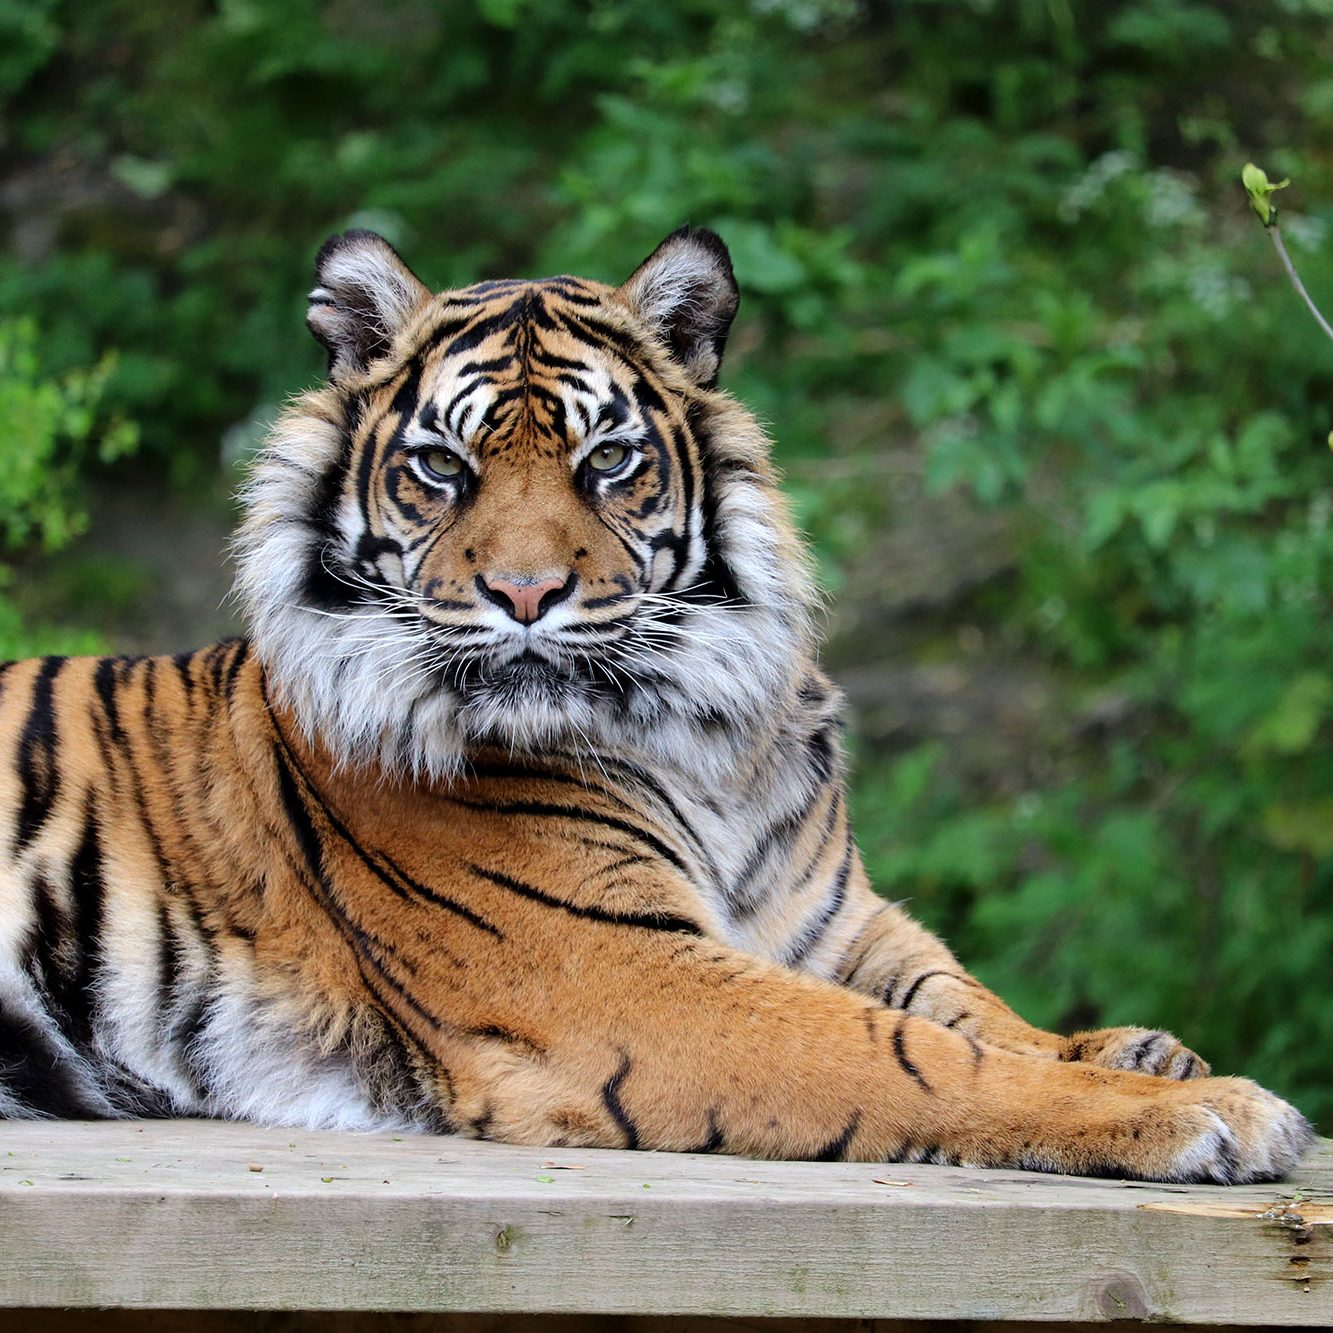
[419,448,464,480]
[588,443,629,472]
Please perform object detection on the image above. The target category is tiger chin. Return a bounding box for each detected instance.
[0,226,1312,1184]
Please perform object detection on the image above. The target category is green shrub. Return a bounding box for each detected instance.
[0,318,138,656]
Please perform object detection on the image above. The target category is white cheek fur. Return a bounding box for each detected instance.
[233,384,817,786]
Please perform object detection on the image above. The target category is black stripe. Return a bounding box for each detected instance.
[92,657,127,747]
[172,651,196,697]
[727,791,820,908]
[0,997,105,1118]
[61,797,106,1051]
[272,742,441,1010]
[208,641,229,695]
[735,788,841,921]
[101,1059,178,1118]
[21,874,66,1005]
[437,298,528,358]
[466,1024,547,1057]
[269,721,503,942]
[546,750,716,875]
[372,850,504,939]
[688,409,750,608]
[542,280,603,308]
[672,413,700,594]
[690,1107,725,1154]
[555,311,649,369]
[300,427,358,611]
[812,1109,862,1162]
[266,720,481,1098]
[156,901,187,1038]
[464,759,623,802]
[964,1032,985,1070]
[601,1052,639,1149]
[15,657,65,851]
[834,902,890,985]
[897,970,960,1013]
[892,1018,932,1093]
[141,655,159,716]
[449,797,689,877]
[783,825,856,966]
[273,740,325,882]
[807,725,837,782]
[223,640,249,697]
[1125,1031,1166,1069]
[465,862,700,934]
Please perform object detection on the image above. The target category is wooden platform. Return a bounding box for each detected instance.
[0,1121,1328,1325]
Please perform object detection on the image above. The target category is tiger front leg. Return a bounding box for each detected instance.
[832,890,1210,1079]
[433,928,1309,1183]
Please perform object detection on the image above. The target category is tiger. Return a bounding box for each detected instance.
[0,225,1313,1182]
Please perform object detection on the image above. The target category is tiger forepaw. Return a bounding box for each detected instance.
[1156,1078,1314,1183]
[1063,1026,1210,1080]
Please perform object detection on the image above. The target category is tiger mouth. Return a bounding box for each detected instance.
[455,648,586,696]
[408,609,663,713]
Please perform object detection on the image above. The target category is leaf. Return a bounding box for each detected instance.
[1262,800,1333,858]
[477,0,526,26]
[717,220,807,295]
[1241,163,1290,227]
[1085,491,1127,550]
[109,156,173,201]
[1245,673,1332,755]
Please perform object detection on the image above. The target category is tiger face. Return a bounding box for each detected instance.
[334,274,710,721]
[236,228,816,778]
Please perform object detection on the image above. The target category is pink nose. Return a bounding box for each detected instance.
[480,573,574,624]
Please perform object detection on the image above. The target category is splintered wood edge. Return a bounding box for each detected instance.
[1139,1200,1333,1224]
[0,1122,1329,1322]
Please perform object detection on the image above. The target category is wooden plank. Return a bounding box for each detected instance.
[0,1121,1328,1322]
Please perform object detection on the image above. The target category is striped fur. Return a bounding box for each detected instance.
[0,229,1312,1182]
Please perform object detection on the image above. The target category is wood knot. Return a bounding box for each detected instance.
[1092,1271,1150,1320]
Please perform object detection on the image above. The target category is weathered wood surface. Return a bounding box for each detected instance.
[0,1121,1328,1323]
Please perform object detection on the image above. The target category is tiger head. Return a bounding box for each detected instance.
[236,227,818,779]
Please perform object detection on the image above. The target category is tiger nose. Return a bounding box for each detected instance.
[477,572,577,624]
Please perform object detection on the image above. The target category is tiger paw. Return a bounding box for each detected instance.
[1154,1077,1314,1184]
[1063,1026,1210,1079]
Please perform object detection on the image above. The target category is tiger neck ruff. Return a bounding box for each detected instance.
[0,226,1311,1183]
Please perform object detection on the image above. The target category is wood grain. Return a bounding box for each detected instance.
[0,1121,1328,1322]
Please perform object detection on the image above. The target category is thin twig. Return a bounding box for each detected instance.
[1268,224,1333,344]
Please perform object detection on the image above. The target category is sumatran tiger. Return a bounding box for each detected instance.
[0,227,1312,1182]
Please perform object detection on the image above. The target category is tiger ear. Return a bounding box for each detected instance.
[618,226,739,389]
[306,230,431,382]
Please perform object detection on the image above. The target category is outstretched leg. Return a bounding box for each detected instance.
[425,921,1306,1181]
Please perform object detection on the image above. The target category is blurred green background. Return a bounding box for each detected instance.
[2,0,1330,1128]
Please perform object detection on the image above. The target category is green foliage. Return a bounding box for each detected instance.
[0,1,1329,1123]
[0,319,137,655]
